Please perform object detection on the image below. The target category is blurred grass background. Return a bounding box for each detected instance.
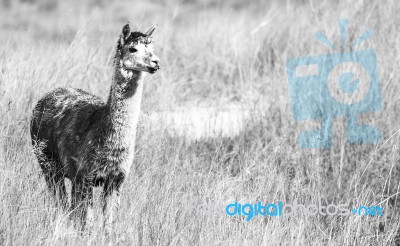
[2,0,400,245]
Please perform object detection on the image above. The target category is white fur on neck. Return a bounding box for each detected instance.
[109,63,145,175]
[120,67,134,79]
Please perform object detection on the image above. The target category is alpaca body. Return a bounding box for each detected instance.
[30,22,159,232]
[30,79,142,187]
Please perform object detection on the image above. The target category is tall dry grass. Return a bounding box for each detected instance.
[1,0,400,245]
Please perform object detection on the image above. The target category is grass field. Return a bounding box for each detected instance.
[2,0,400,245]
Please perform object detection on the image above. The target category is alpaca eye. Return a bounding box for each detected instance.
[128,47,137,53]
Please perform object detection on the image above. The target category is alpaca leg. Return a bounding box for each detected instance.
[44,171,68,210]
[102,189,121,236]
[102,175,124,236]
[70,179,93,231]
[39,158,68,210]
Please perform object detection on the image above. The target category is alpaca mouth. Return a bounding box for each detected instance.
[122,63,159,74]
[148,65,160,74]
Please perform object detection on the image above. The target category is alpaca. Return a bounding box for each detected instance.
[30,22,160,231]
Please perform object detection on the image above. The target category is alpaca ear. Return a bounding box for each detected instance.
[122,22,131,38]
[145,25,157,37]
[119,22,131,47]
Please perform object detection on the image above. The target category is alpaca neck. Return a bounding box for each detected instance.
[106,63,145,147]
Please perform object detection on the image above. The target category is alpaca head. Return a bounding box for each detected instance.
[116,22,160,75]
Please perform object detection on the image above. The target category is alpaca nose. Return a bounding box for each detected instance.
[151,58,160,69]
